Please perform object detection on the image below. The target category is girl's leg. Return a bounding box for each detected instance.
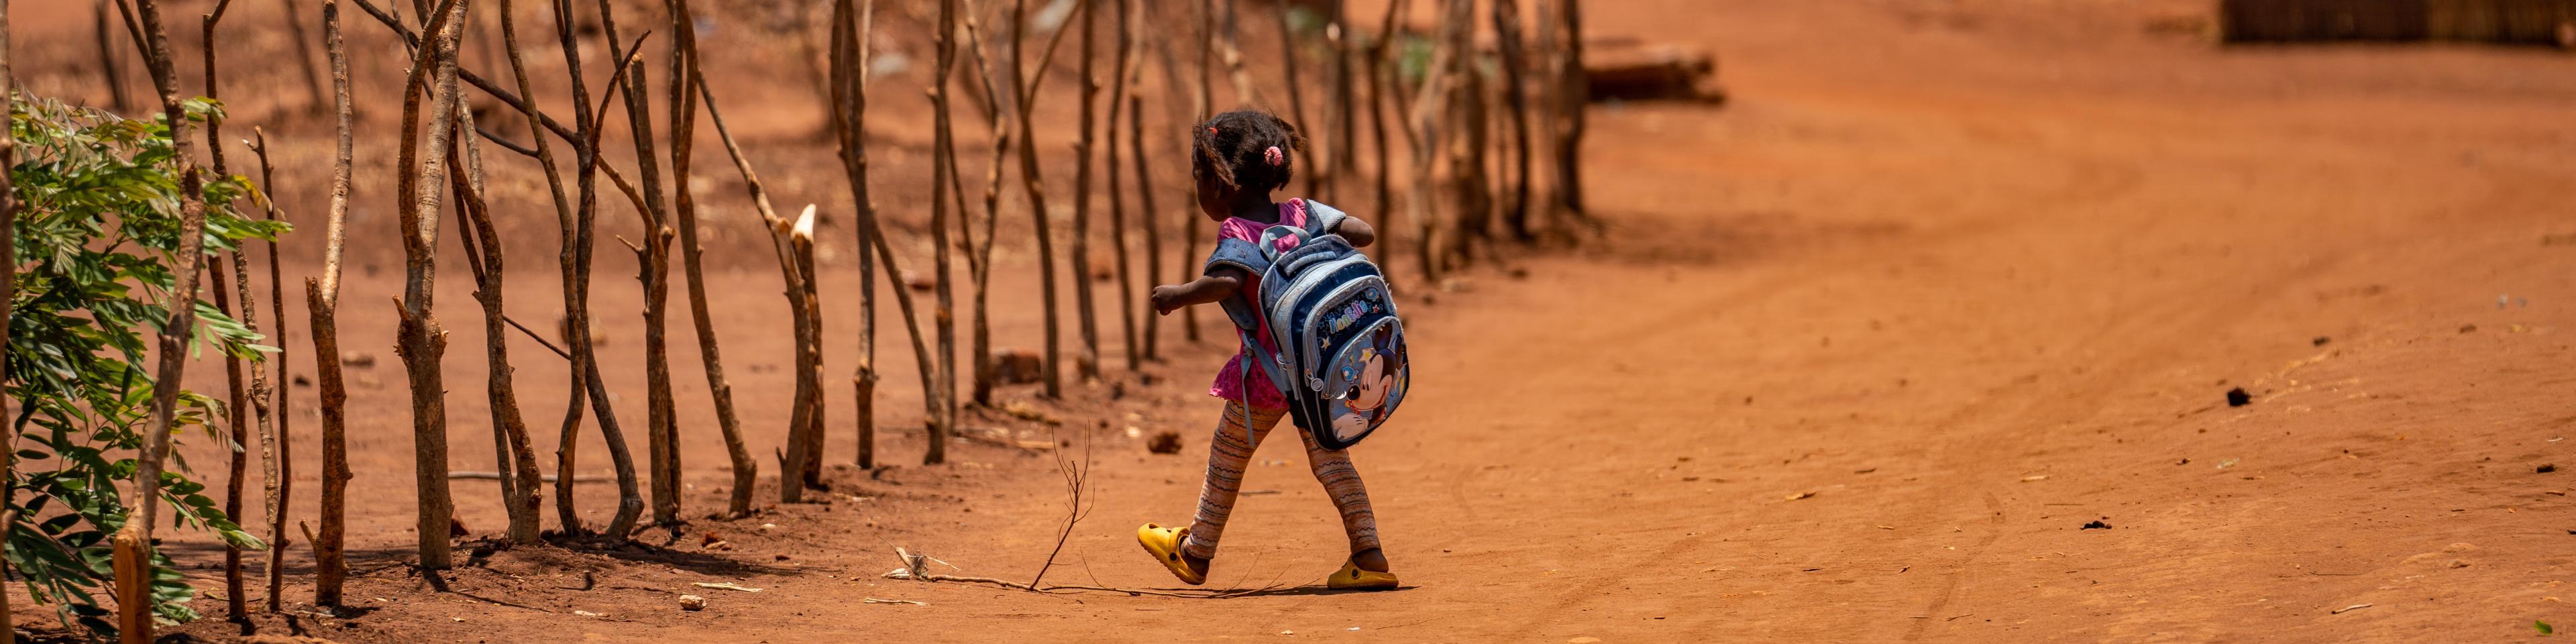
[1181,401,1287,560]
[1297,425,1383,566]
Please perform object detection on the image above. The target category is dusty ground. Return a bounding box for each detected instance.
[9,0,2576,641]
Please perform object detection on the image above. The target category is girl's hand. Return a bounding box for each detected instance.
[1150,284,1187,315]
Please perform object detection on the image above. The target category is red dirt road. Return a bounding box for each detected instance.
[13,0,2576,641]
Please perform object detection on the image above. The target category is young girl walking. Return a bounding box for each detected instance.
[1138,109,1395,590]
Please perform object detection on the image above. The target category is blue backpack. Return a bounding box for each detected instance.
[1205,200,1409,451]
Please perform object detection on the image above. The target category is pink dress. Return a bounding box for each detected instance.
[1208,199,1309,411]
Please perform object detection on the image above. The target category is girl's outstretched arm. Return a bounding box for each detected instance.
[1333,215,1377,248]
[1151,266,1250,315]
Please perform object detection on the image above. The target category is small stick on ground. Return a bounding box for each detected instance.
[1026,418,1094,589]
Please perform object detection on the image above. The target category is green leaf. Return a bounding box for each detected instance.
[2542,621,2556,635]
[3,93,290,639]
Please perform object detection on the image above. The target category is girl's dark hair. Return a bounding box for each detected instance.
[1193,109,1306,194]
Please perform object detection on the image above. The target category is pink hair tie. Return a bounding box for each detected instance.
[1263,146,1285,166]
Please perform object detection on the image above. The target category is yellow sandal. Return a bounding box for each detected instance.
[1136,523,1206,585]
[1327,559,1399,590]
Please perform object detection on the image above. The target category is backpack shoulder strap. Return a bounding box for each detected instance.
[1204,236,1269,331]
[1302,199,1349,238]
[1204,235,1268,278]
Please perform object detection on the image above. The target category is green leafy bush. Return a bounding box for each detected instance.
[7,94,282,637]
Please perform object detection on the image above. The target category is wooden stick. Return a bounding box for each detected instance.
[392,0,468,572]
[871,0,945,464]
[1368,0,1403,270]
[1275,0,1311,195]
[543,0,643,540]
[1026,419,1093,589]
[824,0,877,474]
[282,0,328,111]
[93,0,132,113]
[775,201,818,500]
[1015,0,1069,396]
[444,100,544,546]
[1448,36,1491,260]
[1556,0,1587,224]
[1105,0,1136,372]
[579,0,684,530]
[698,78,820,501]
[957,0,1007,407]
[197,1,256,620]
[1491,0,1534,240]
[1129,93,1161,364]
[1398,0,1468,284]
[1220,0,1254,105]
[1183,0,1209,344]
[500,0,590,537]
[1329,0,1355,204]
[931,0,961,451]
[668,0,754,519]
[486,0,574,538]
[231,218,280,619]
[119,0,219,636]
[112,0,147,69]
[1069,0,1101,382]
[310,0,355,607]
[211,256,251,620]
[806,0,851,494]
[250,130,299,610]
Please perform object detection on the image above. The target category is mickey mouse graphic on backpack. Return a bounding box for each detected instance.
[1329,325,1408,443]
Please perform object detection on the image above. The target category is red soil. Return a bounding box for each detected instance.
[9,0,2576,641]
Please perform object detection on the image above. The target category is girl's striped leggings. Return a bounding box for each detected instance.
[1181,401,1381,560]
